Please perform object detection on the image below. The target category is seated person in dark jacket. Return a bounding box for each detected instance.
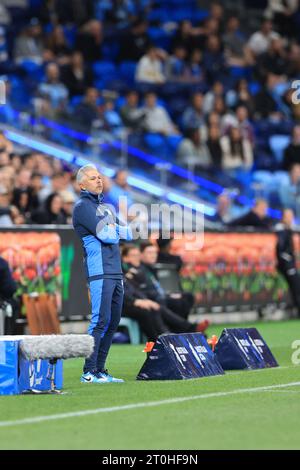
[156,233,183,272]
[140,241,195,320]
[31,192,67,225]
[227,199,271,229]
[0,256,17,334]
[275,208,300,317]
[282,125,300,172]
[61,51,93,98]
[122,244,208,337]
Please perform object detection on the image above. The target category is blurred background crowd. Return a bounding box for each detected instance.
[1,0,300,226]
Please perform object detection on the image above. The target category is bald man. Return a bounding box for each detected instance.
[73,165,132,383]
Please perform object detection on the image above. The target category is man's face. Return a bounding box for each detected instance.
[123,248,141,267]
[283,209,294,227]
[141,246,158,265]
[80,169,103,195]
[115,171,128,188]
[254,202,268,219]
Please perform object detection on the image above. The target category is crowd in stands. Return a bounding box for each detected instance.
[0,1,300,215]
[0,131,139,226]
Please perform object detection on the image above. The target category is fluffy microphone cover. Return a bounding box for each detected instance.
[20,334,94,360]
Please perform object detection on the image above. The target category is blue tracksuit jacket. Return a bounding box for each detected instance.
[72,190,132,280]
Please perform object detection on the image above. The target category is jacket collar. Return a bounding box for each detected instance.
[80,190,104,204]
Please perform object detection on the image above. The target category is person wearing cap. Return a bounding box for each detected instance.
[73,164,133,384]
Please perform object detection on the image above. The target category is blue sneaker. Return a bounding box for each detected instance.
[80,372,100,383]
[96,370,124,383]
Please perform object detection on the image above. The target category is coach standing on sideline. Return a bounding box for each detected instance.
[73,164,133,383]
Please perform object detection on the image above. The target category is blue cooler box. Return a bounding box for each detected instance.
[0,336,63,395]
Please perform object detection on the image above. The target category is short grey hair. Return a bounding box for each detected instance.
[76,164,98,183]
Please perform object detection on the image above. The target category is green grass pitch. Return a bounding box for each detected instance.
[0,320,300,450]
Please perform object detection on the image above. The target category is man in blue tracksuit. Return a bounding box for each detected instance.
[72,164,132,383]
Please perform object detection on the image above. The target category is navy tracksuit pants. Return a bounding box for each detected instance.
[84,278,124,374]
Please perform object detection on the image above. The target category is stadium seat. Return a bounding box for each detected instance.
[93,61,117,80]
[119,61,137,85]
[119,317,142,345]
[269,135,290,164]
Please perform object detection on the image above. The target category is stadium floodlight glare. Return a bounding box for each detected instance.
[3,130,74,163]
[167,192,216,216]
[127,176,165,197]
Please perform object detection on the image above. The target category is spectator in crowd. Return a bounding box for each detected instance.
[177,128,212,170]
[61,50,93,98]
[225,79,255,115]
[39,0,95,26]
[14,18,44,64]
[0,255,17,334]
[143,91,179,136]
[265,0,298,38]
[220,125,253,171]
[165,45,188,83]
[0,5,11,26]
[103,169,134,218]
[203,81,224,115]
[254,72,284,120]
[39,171,68,201]
[135,45,166,84]
[118,18,151,62]
[223,105,255,144]
[228,199,271,229]
[206,124,223,168]
[208,192,234,225]
[31,191,67,224]
[0,27,9,68]
[73,87,101,131]
[182,92,205,131]
[282,125,300,171]
[38,62,69,116]
[223,15,253,66]
[257,36,288,81]
[247,19,280,57]
[103,0,136,28]
[278,163,300,216]
[103,98,124,138]
[276,207,300,318]
[0,184,17,226]
[28,172,43,211]
[185,48,204,84]
[120,90,147,131]
[60,189,75,224]
[46,25,72,64]
[171,20,201,55]
[75,20,103,63]
[202,34,227,84]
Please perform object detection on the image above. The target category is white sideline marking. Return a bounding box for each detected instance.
[1,381,300,428]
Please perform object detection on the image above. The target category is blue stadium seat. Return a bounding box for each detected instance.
[228,66,253,81]
[148,27,172,50]
[269,135,290,164]
[102,41,120,61]
[166,135,183,152]
[119,61,137,85]
[19,60,44,82]
[144,133,168,157]
[93,60,117,79]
